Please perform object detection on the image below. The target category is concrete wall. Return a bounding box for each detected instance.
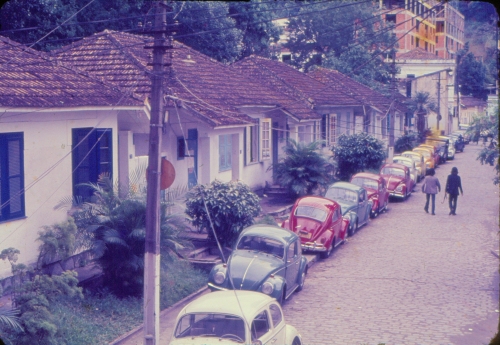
[0,109,119,278]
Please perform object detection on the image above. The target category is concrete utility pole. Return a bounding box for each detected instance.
[388,50,397,160]
[143,2,168,344]
[437,77,441,131]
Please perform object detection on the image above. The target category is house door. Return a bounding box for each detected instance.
[272,122,279,182]
[186,129,198,188]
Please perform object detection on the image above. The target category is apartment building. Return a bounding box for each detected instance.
[434,2,465,59]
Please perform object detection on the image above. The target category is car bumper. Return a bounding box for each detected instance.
[301,243,328,252]
[389,191,405,198]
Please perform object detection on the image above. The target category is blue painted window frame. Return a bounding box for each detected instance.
[0,132,25,222]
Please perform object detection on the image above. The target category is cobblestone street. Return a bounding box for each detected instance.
[282,143,499,345]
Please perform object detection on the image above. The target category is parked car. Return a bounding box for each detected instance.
[424,137,449,163]
[419,144,440,166]
[412,146,435,170]
[350,172,389,218]
[282,196,348,259]
[324,182,372,236]
[401,151,426,182]
[207,225,308,304]
[454,130,470,144]
[379,163,414,200]
[392,155,418,185]
[168,290,303,345]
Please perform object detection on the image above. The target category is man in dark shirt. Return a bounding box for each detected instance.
[445,167,463,215]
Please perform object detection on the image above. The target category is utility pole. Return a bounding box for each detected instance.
[388,49,397,160]
[437,77,441,131]
[143,2,169,344]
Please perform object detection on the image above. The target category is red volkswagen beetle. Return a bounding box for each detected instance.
[379,163,414,200]
[282,196,348,259]
[350,172,389,218]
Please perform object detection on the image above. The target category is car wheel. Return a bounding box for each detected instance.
[296,271,306,291]
[341,230,347,244]
[320,243,333,259]
[353,220,359,233]
[292,337,302,345]
[278,288,286,304]
[372,208,379,218]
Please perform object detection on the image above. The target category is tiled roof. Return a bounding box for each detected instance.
[53,30,318,127]
[233,56,361,109]
[0,35,142,108]
[309,67,408,114]
[397,48,444,60]
[460,95,487,108]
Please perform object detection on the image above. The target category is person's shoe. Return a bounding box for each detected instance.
[452,212,456,215]
[431,213,435,215]
[449,211,452,215]
[424,208,429,213]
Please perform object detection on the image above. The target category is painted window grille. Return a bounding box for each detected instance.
[245,122,259,165]
[329,114,337,145]
[0,132,25,222]
[219,134,232,171]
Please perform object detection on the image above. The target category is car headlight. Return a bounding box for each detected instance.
[261,281,274,295]
[214,271,226,285]
[395,184,405,192]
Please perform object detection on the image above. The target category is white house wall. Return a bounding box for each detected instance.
[0,110,119,278]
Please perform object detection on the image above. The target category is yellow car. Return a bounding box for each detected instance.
[412,147,435,171]
[401,151,426,181]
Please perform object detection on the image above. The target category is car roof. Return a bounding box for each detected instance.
[240,224,298,243]
[402,151,423,158]
[295,196,340,211]
[393,156,414,164]
[351,172,383,182]
[328,181,362,192]
[179,290,274,320]
[381,163,408,171]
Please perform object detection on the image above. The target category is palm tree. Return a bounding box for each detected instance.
[406,92,436,140]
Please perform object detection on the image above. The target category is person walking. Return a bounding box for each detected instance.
[421,168,441,215]
[445,167,463,215]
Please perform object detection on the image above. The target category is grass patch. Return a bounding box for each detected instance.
[1,258,208,345]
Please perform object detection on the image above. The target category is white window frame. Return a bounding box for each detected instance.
[260,118,271,160]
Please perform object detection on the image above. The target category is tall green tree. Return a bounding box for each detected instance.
[406,92,436,139]
[457,44,489,100]
[284,0,394,74]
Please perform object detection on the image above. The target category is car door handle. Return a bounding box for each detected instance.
[270,338,278,344]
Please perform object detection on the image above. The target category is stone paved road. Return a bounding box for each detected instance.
[283,143,499,345]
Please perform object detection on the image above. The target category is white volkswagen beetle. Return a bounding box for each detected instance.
[169,290,303,345]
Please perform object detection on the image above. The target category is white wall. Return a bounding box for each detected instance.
[0,109,119,278]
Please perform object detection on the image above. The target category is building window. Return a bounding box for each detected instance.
[177,129,197,160]
[313,121,321,142]
[261,119,271,160]
[329,114,337,145]
[382,116,388,137]
[416,37,420,47]
[72,128,112,202]
[219,134,232,171]
[0,132,25,222]
[411,36,414,46]
[282,54,291,64]
[245,123,259,165]
[425,41,428,51]
[345,112,351,135]
[297,126,306,143]
[386,14,396,23]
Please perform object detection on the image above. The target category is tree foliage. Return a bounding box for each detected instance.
[394,132,419,154]
[284,1,394,75]
[332,133,386,181]
[270,139,335,197]
[405,91,436,138]
[457,44,489,100]
[0,0,281,63]
[185,180,261,247]
[37,218,78,268]
[70,176,188,297]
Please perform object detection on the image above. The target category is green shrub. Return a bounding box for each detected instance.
[394,132,418,153]
[37,218,78,268]
[185,180,261,247]
[270,140,335,197]
[332,133,386,181]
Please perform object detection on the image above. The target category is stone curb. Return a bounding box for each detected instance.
[109,285,209,345]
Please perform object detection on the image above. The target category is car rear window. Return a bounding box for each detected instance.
[381,167,405,177]
[237,236,284,259]
[325,187,357,203]
[351,177,378,190]
[294,205,327,222]
[175,313,245,340]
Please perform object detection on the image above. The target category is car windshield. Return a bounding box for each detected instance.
[393,159,411,168]
[174,313,245,342]
[294,205,327,222]
[381,167,405,177]
[414,150,430,158]
[403,153,420,162]
[236,235,285,259]
[325,187,358,204]
[351,177,378,190]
